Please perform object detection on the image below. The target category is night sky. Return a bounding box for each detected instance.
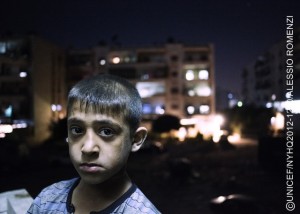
[1,0,299,95]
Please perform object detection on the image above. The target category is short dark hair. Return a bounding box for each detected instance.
[67,74,142,135]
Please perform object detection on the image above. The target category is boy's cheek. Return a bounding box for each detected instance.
[68,145,80,157]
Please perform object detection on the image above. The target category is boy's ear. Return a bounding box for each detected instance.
[131,127,147,152]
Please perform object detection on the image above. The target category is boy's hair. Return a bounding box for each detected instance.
[67,74,142,135]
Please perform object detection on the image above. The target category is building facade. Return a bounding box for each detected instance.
[242,27,300,107]
[90,43,216,121]
[0,35,66,143]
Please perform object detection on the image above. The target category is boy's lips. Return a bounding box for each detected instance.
[79,163,104,173]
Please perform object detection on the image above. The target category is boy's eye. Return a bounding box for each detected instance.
[70,126,83,135]
[99,128,114,137]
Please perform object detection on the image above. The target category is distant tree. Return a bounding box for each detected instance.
[152,114,181,133]
[222,105,275,137]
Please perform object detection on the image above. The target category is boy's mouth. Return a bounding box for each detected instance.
[79,163,104,173]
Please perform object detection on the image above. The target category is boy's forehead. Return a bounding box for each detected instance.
[69,102,124,123]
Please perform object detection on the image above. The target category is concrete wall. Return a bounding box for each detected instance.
[0,189,33,214]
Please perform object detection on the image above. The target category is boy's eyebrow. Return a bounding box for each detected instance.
[68,118,123,129]
[67,118,83,124]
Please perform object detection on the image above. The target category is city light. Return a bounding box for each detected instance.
[271,94,276,101]
[19,71,27,78]
[266,102,272,108]
[199,105,210,114]
[177,127,187,142]
[0,42,6,53]
[198,69,209,80]
[99,59,106,65]
[179,114,226,142]
[237,101,243,107]
[180,118,198,126]
[212,196,226,204]
[227,133,241,143]
[0,121,29,139]
[136,82,165,98]
[4,105,12,117]
[187,127,198,138]
[212,130,224,143]
[112,56,121,64]
[196,86,211,96]
[0,124,13,133]
[282,100,300,114]
[12,123,28,129]
[187,106,195,114]
[186,70,194,81]
[155,106,165,114]
[286,92,292,99]
[51,104,62,112]
[270,112,284,136]
[188,90,196,96]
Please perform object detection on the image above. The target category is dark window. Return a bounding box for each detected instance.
[170,55,178,62]
[171,87,179,94]
[171,71,178,77]
[171,104,179,109]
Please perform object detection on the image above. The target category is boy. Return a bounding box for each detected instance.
[27,74,160,214]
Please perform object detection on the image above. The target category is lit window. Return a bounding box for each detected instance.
[171,104,179,109]
[51,104,62,112]
[266,102,272,108]
[199,105,210,114]
[56,104,62,111]
[199,70,209,80]
[187,106,195,114]
[0,124,13,134]
[196,86,211,96]
[4,105,12,117]
[51,104,57,112]
[155,106,165,114]
[19,72,27,78]
[99,59,106,65]
[188,90,196,96]
[186,70,194,81]
[136,82,165,98]
[271,94,276,101]
[142,104,152,114]
[0,42,6,53]
[112,57,121,64]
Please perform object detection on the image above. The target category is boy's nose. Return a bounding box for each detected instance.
[81,131,100,155]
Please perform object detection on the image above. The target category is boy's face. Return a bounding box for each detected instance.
[67,105,132,185]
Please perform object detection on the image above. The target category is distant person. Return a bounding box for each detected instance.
[27,74,160,213]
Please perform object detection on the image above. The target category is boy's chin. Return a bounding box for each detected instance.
[78,170,126,186]
[80,174,110,185]
[76,164,129,186]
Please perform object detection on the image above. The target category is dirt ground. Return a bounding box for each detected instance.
[0,139,297,214]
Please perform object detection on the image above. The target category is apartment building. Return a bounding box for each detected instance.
[242,27,300,107]
[0,35,66,143]
[88,43,216,122]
